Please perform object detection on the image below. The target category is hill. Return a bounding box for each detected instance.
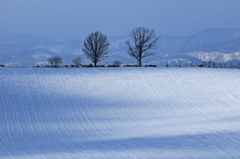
[0,68,240,158]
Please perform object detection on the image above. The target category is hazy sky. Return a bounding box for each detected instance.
[1,0,240,41]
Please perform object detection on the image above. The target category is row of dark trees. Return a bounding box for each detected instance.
[166,61,240,68]
[46,27,160,67]
[46,56,122,68]
[188,61,240,68]
[47,56,83,67]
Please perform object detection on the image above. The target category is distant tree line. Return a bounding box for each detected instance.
[42,27,160,68]
[165,60,240,69]
[1,26,240,69]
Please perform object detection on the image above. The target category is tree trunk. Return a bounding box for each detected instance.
[139,59,142,66]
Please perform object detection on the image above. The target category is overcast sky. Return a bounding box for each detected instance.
[1,0,240,41]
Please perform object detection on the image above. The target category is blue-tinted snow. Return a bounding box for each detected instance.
[0,68,240,159]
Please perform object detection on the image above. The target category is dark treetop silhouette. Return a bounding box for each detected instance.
[125,27,160,66]
[82,31,110,67]
[47,56,63,67]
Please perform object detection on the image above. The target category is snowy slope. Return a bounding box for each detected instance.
[0,68,240,159]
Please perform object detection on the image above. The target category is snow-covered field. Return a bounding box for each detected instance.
[0,68,240,159]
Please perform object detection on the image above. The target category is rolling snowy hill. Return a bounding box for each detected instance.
[0,68,240,159]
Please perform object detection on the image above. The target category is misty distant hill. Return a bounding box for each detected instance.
[175,37,240,53]
[158,28,240,53]
[1,28,240,66]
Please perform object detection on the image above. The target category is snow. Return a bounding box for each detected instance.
[0,67,240,159]
[34,43,69,54]
[187,51,240,62]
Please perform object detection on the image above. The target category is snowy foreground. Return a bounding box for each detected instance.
[0,68,240,159]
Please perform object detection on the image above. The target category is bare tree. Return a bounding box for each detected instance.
[174,64,179,67]
[237,63,240,69]
[207,61,212,67]
[72,55,82,67]
[47,56,62,67]
[218,62,223,68]
[202,61,207,67]
[223,63,227,68]
[189,62,194,67]
[212,62,217,68]
[113,60,122,66]
[82,31,110,67]
[184,62,189,67]
[194,63,199,67]
[125,27,160,66]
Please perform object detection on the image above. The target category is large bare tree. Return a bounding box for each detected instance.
[82,31,110,67]
[125,27,160,66]
[47,56,62,67]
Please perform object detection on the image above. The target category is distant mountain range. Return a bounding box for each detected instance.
[1,28,240,67]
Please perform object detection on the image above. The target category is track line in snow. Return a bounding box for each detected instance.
[1,67,240,159]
